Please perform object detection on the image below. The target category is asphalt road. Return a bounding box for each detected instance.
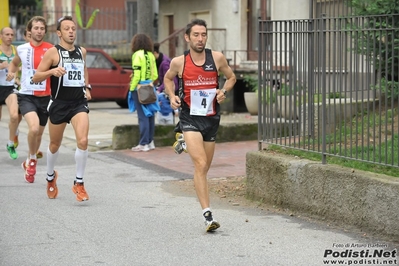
[0,102,397,266]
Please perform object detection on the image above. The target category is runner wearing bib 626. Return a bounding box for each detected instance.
[32,15,92,202]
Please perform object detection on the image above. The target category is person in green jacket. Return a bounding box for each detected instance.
[129,33,158,152]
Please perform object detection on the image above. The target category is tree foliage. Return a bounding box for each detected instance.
[345,0,399,99]
[346,0,399,15]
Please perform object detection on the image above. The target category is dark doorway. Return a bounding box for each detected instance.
[233,77,252,113]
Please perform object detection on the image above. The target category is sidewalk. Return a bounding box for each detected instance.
[118,140,258,179]
[88,103,259,179]
[0,102,259,179]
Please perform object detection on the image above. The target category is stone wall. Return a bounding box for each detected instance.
[112,123,258,150]
[246,151,399,240]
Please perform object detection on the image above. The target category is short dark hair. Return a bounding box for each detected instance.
[185,19,207,35]
[153,42,160,53]
[26,16,47,33]
[57,16,74,31]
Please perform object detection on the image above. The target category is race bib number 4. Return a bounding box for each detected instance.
[190,88,216,116]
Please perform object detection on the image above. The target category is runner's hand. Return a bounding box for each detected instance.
[170,95,181,109]
[6,72,15,81]
[86,89,92,101]
[216,89,226,103]
[52,66,66,77]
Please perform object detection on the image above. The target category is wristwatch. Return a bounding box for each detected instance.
[86,84,92,91]
[221,88,227,95]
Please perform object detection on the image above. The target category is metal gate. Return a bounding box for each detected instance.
[258,14,399,167]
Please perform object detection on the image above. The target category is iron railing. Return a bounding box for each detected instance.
[258,14,399,168]
[10,5,138,63]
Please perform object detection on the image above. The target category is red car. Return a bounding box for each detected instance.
[86,48,132,108]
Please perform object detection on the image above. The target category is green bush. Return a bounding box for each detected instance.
[345,0,399,100]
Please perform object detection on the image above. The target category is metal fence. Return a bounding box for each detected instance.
[9,5,142,63]
[258,14,399,168]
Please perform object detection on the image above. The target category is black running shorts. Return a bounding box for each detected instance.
[178,109,220,142]
[48,98,89,125]
[18,94,50,126]
[0,86,16,105]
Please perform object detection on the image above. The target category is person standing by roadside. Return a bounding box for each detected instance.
[7,16,53,183]
[156,91,175,125]
[32,16,91,201]
[0,27,19,159]
[153,43,179,125]
[163,19,236,232]
[129,34,158,152]
[23,29,31,42]
[153,42,178,95]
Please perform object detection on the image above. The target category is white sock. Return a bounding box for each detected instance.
[46,147,59,177]
[75,148,88,180]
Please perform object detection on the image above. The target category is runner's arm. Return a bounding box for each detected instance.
[32,47,64,83]
[82,47,91,100]
[214,51,236,95]
[8,53,21,74]
[164,56,183,105]
[6,54,22,81]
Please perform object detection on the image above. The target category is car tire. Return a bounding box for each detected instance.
[116,98,128,108]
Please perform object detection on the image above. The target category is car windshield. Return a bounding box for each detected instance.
[86,52,114,69]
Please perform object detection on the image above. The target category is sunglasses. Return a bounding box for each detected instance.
[57,16,73,30]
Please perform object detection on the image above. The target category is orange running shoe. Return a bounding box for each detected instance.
[21,161,35,183]
[72,181,89,201]
[13,134,19,148]
[47,171,58,199]
[36,151,43,159]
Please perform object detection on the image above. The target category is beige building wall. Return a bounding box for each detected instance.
[271,0,310,20]
[158,0,313,64]
[158,0,247,60]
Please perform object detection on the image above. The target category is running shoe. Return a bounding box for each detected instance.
[36,150,43,159]
[149,140,155,150]
[7,144,18,160]
[13,134,19,148]
[21,161,36,183]
[24,173,34,183]
[204,211,220,232]
[47,171,58,199]
[131,144,150,152]
[72,181,89,201]
[173,132,187,154]
[25,159,37,176]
